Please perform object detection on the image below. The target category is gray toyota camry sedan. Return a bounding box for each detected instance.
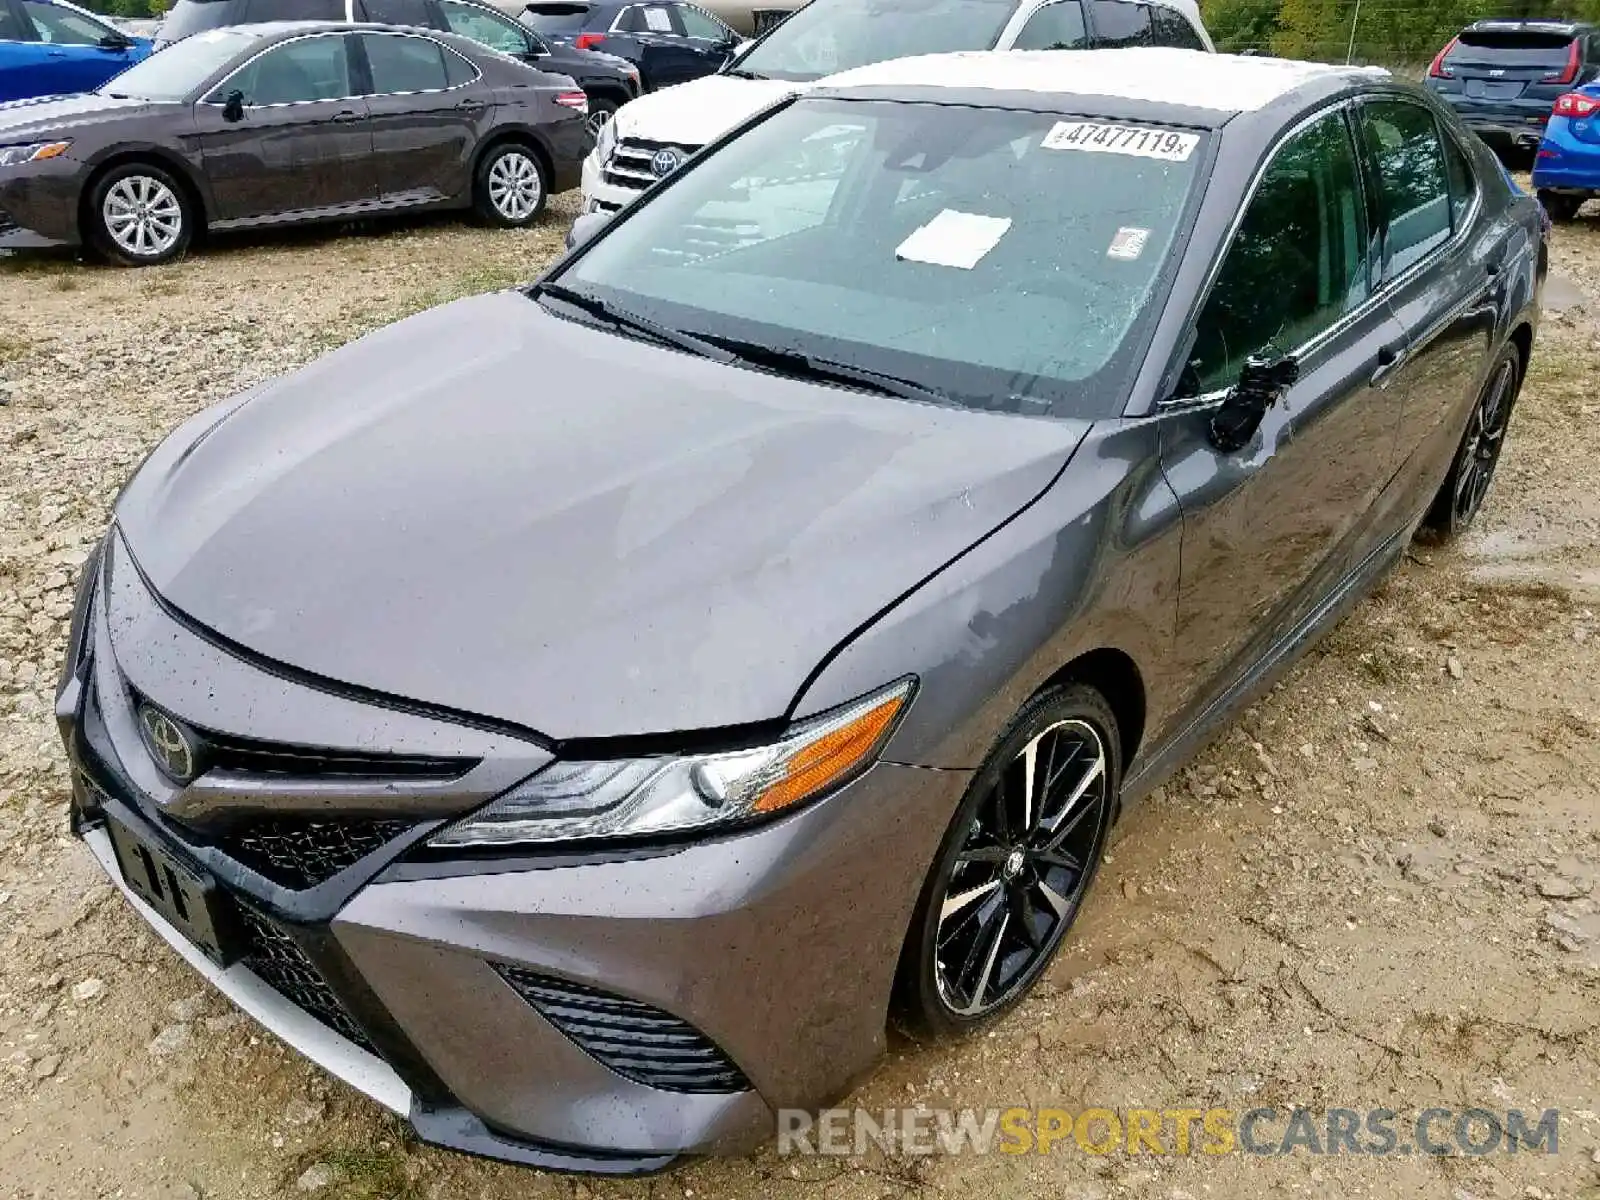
[57,47,1543,1170]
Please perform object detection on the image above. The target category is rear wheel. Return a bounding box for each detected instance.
[1423,343,1522,540]
[474,142,548,227]
[1537,189,1583,222]
[894,684,1119,1038]
[88,162,193,267]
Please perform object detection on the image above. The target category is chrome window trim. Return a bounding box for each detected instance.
[1165,89,1481,404]
[197,29,481,107]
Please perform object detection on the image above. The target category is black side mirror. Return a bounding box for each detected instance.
[1208,354,1298,453]
[98,31,132,49]
[565,209,611,250]
[221,89,245,123]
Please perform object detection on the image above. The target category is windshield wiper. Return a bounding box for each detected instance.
[698,333,953,407]
[722,67,768,80]
[534,282,735,364]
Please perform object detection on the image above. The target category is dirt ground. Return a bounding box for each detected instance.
[1,194,1597,1200]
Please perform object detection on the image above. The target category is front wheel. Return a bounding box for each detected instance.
[88,162,193,267]
[893,684,1120,1038]
[1422,343,1522,540]
[474,142,548,227]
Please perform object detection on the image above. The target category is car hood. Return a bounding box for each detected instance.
[114,290,1086,740]
[0,92,169,138]
[614,72,802,146]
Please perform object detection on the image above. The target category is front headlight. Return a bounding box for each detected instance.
[429,678,914,849]
[0,141,70,168]
[591,114,619,166]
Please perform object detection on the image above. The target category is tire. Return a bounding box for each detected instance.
[87,161,193,267]
[1422,342,1523,540]
[893,683,1121,1039]
[1537,189,1582,222]
[473,141,548,228]
[584,97,618,149]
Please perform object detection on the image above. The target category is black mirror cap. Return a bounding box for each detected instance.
[565,209,612,250]
[222,88,246,122]
[1207,353,1299,453]
[99,31,132,49]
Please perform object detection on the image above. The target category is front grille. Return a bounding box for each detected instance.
[497,966,749,1093]
[225,816,415,890]
[235,903,375,1053]
[201,730,473,781]
[602,138,702,192]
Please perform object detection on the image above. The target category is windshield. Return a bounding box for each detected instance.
[735,0,1016,83]
[557,97,1208,416]
[99,26,264,98]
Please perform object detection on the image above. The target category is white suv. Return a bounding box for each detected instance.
[580,0,1213,213]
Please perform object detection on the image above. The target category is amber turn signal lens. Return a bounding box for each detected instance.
[751,690,908,814]
[34,142,71,160]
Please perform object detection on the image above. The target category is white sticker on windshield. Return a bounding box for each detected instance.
[1107,226,1151,260]
[1041,121,1199,162]
[895,210,1011,270]
[642,5,673,31]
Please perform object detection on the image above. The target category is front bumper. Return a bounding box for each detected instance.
[61,532,968,1169]
[579,149,641,214]
[0,155,86,246]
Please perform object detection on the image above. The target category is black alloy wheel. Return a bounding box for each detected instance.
[1424,344,1522,539]
[896,684,1119,1036]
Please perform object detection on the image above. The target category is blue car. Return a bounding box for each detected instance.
[0,0,151,104]
[1532,81,1600,219]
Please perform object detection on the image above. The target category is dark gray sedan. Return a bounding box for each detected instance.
[57,47,1542,1170]
[0,20,590,264]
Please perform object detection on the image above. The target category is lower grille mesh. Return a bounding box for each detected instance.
[496,966,749,1093]
[225,817,414,890]
[235,904,375,1053]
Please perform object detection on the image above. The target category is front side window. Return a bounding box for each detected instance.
[1090,0,1152,48]
[438,0,532,54]
[1359,99,1451,277]
[676,3,726,39]
[1188,110,1368,393]
[1012,1,1089,51]
[362,31,450,91]
[561,97,1208,416]
[221,33,352,104]
[22,0,110,45]
[1149,3,1203,49]
[734,0,1016,83]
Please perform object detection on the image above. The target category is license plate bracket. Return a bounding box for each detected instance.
[107,817,240,967]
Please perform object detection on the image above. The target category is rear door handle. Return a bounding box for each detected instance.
[1371,342,1405,387]
[331,110,363,123]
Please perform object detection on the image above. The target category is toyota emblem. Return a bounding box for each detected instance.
[649,147,682,178]
[138,703,198,784]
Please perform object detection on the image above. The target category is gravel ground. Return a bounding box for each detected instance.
[1,200,1598,1200]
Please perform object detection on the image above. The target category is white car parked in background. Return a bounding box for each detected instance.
[580,0,1213,213]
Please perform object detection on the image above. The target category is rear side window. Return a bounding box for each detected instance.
[362,0,433,25]
[1090,0,1151,48]
[1149,3,1202,49]
[1012,1,1089,51]
[362,31,449,90]
[245,0,346,19]
[1441,129,1477,230]
[1189,110,1368,392]
[1359,99,1452,277]
[520,1,591,33]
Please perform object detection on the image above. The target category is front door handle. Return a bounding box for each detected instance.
[331,109,363,123]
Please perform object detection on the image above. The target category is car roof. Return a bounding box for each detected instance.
[818,49,1388,116]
